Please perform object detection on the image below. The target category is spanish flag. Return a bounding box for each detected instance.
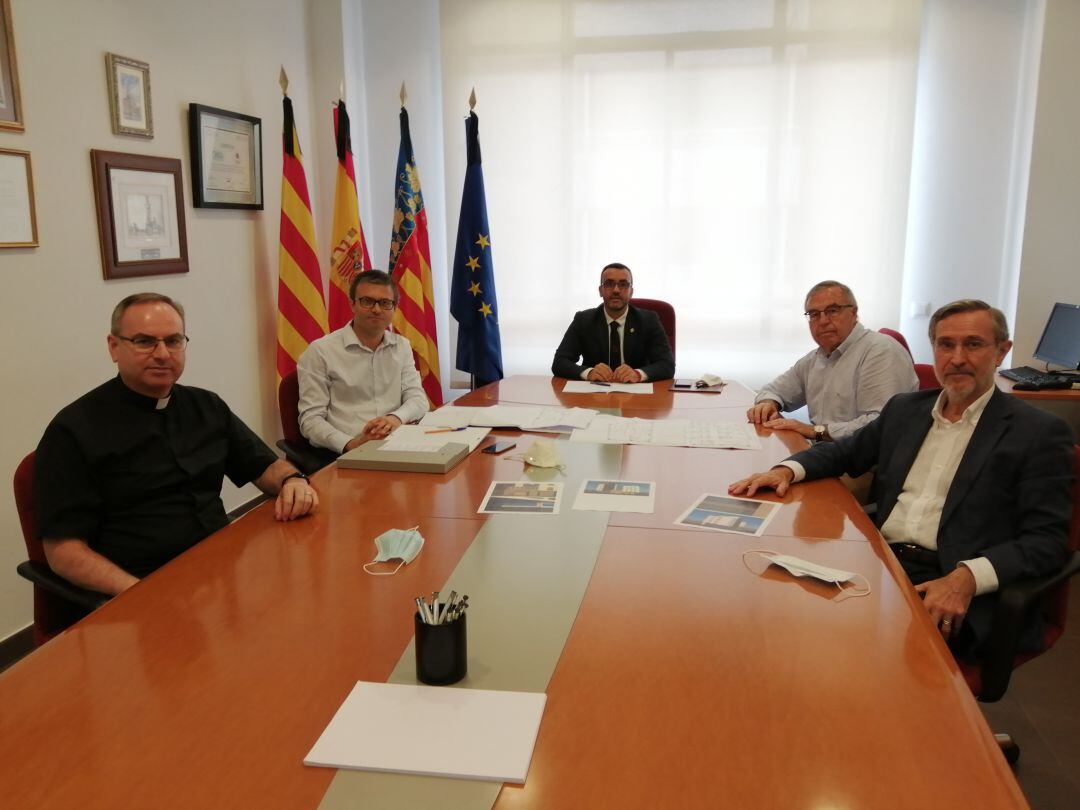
[389,105,443,406]
[327,98,372,330]
[276,85,328,379]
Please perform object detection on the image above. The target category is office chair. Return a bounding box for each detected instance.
[878,327,913,360]
[13,452,108,646]
[959,444,1080,763]
[632,298,676,363]
[878,327,939,390]
[277,370,338,475]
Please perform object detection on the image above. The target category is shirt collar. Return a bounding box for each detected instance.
[821,321,867,359]
[603,308,629,328]
[344,324,395,352]
[931,383,995,427]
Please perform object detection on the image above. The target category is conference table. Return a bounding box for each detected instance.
[0,376,1026,808]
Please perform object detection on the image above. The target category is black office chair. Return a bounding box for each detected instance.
[958,444,1080,763]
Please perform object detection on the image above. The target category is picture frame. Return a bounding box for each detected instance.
[106,53,153,138]
[0,147,37,247]
[90,150,188,279]
[188,103,264,209]
[0,0,23,131]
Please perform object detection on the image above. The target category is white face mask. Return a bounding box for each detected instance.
[363,526,424,576]
[521,439,564,469]
[742,549,872,601]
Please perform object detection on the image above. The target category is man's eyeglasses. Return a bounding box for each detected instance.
[115,334,190,353]
[601,280,631,291]
[804,304,854,322]
[354,296,396,311]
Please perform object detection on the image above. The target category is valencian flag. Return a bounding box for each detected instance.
[327,98,373,330]
[450,109,503,386]
[276,74,328,379]
[389,104,443,406]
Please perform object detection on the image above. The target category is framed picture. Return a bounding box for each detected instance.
[0,148,37,246]
[106,53,153,137]
[188,103,263,209]
[0,0,23,131]
[90,150,188,279]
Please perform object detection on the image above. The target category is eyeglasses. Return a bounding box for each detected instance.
[601,280,631,291]
[934,338,994,353]
[115,334,190,353]
[804,304,854,322]
[354,296,396,311]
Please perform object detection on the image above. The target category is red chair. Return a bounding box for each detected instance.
[878,327,939,390]
[277,370,337,474]
[632,298,676,363]
[959,444,1080,762]
[14,452,108,646]
[878,327,913,360]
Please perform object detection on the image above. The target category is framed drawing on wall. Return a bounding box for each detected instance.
[0,148,37,247]
[0,0,23,131]
[106,53,153,138]
[90,150,188,279]
[188,103,263,209]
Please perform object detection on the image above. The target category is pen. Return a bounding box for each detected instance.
[591,382,611,387]
[425,427,466,434]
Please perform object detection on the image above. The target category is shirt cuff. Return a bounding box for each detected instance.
[580,368,592,380]
[959,558,998,596]
[636,369,648,382]
[778,461,806,482]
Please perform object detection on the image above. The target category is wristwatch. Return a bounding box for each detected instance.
[281,471,309,486]
[813,425,829,442]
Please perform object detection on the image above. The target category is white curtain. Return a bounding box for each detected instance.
[440,0,921,385]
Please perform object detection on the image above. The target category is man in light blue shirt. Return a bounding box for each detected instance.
[747,280,917,441]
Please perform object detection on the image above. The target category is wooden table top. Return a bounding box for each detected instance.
[0,376,1026,809]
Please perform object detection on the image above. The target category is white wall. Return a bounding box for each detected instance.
[0,0,326,640]
[899,0,1044,363]
[1014,0,1080,365]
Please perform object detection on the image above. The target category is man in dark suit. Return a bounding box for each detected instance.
[729,299,1073,656]
[552,262,675,382]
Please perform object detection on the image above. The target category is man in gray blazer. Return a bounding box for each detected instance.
[730,299,1073,656]
[552,263,675,382]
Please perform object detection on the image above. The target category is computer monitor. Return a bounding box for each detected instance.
[1032,302,1080,370]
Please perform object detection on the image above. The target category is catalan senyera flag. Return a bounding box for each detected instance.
[327,99,373,330]
[277,93,328,380]
[389,106,443,406]
[450,110,503,387]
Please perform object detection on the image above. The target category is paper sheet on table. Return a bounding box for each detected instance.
[572,480,656,513]
[304,681,547,784]
[419,404,598,431]
[570,415,761,450]
[378,425,491,453]
[674,493,780,536]
[562,381,653,394]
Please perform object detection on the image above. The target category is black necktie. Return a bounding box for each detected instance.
[609,321,622,368]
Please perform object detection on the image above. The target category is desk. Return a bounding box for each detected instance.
[0,377,1025,809]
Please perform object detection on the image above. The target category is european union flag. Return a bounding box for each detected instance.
[450,111,503,387]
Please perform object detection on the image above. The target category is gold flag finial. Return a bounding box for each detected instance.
[469,87,476,111]
[400,81,407,106]
[279,66,289,95]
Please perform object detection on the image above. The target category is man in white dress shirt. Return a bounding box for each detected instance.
[730,300,1073,655]
[297,270,429,454]
[747,280,917,442]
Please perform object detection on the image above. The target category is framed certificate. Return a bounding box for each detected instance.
[0,148,37,247]
[90,150,188,279]
[188,103,263,209]
[0,0,23,131]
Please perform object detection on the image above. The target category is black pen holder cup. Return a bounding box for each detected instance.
[415,612,468,685]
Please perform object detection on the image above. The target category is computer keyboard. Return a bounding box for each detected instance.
[999,366,1078,390]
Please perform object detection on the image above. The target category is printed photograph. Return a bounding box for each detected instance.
[583,480,651,497]
[675,493,779,537]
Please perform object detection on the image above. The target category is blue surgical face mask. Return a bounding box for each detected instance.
[363,526,424,576]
